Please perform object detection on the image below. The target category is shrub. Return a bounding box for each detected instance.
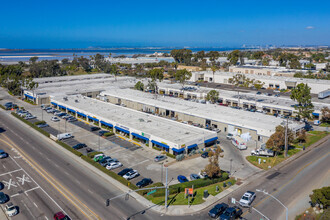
[56,141,83,157]
[87,151,103,158]
[166,152,176,159]
[35,121,46,125]
[103,132,114,137]
[11,113,50,138]
[309,186,330,208]
[222,172,229,179]
[0,104,5,110]
[152,146,161,151]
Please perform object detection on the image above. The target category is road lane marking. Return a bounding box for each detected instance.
[3,178,18,189]
[22,200,35,219]
[24,186,40,194]
[0,169,23,177]
[243,151,330,217]
[11,193,19,197]
[2,165,6,169]
[0,134,100,220]
[33,202,38,208]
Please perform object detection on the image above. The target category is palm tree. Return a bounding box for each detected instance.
[211,66,218,83]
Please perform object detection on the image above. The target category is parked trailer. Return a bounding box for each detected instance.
[318,89,330,99]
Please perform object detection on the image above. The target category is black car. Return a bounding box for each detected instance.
[0,182,4,190]
[72,143,87,150]
[99,130,108,136]
[0,192,8,204]
[90,127,100,131]
[219,206,242,220]
[201,152,209,158]
[208,203,228,218]
[136,178,153,188]
[118,168,133,177]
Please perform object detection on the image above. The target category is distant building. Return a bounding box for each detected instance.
[229,65,305,77]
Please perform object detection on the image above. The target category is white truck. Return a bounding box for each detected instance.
[251,148,274,157]
[231,136,247,150]
[57,133,73,140]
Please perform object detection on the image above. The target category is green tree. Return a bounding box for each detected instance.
[29,56,39,64]
[174,69,192,88]
[206,90,219,103]
[289,58,301,69]
[170,49,192,64]
[290,83,314,120]
[210,66,218,83]
[148,68,164,93]
[228,74,254,88]
[253,80,264,90]
[252,51,265,60]
[321,107,330,123]
[309,186,330,208]
[134,81,144,91]
[227,50,240,65]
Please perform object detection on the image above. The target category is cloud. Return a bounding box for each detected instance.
[305,26,315,30]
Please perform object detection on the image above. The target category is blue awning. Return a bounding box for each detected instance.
[151,140,169,149]
[312,113,319,117]
[100,121,113,128]
[25,94,34,99]
[115,126,130,134]
[187,144,198,149]
[88,116,99,122]
[204,137,218,144]
[131,133,149,141]
[77,112,86,117]
[172,148,185,153]
[67,108,76,113]
[50,102,57,106]
[58,105,66,109]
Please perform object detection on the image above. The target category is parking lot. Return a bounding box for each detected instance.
[2,99,259,187]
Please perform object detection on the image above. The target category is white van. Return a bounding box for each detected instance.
[231,136,247,150]
[57,133,73,140]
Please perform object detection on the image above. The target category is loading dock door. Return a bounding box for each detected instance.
[228,125,235,133]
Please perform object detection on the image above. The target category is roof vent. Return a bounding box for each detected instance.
[138,118,145,122]
[75,100,79,103]
[63,97,68,101]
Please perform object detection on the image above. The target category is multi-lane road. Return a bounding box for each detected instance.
[0,95,329,219]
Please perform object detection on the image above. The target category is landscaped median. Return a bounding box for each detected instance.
[246,131,329,170]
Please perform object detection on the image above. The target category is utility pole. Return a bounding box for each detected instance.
[41,108,44,121]
[284,117,288,157]
[98,135,101,152]
[65,120,67,133]
[161,162,164,184]
[165,167,168,210]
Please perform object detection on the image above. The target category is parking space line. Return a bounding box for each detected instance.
[128,159,149,168]
[22,200,35,219]
[33,202,38,208]
[11,193,20,197]
[24,186,40,194]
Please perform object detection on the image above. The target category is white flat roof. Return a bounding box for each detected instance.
[34,73,113,84]
[101,88,303,137]
[52,94,216,148]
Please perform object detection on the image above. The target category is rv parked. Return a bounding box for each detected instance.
[231,136,247,150]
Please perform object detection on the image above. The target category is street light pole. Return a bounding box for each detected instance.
[230,159,233,175]
[284,117,289,157]
[165,167,168,210]
[256,189,288,220]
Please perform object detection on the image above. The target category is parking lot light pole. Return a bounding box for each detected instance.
[230,159,233,175]
[256,189,288,220]
[165,167,168,210]
[65,120,67,133]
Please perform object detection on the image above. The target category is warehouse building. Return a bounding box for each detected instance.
[50,94,218,155]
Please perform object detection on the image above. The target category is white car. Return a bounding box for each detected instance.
[5,202,18,217]
[123,170,139,180]
[239,191,256,207]
[25,115,36,120]
[47,108,55,113]
[51,116,60,122]
[106,162,122,170]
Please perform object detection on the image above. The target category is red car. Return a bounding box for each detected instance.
[53,212,70,220]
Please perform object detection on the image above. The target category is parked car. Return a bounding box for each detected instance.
[90,126,100,131]
[5,202,18,217]
[57,133,73,140]
[256,92,261,95]
[47,108,55,113]
[61,115,71,119]
[72,143,87,150]
[55,112,66,117]
[208,203,228,218]
[51,116,60,122]
[67,118,77,122]
[0,182,4,190]
[154,155,167,162]
[0,192,8,204]
[199,171,208,179]
[37,123,49,128]
[0,150,8,159]
[190,174,200,180]
[177,175,188,183]
[219,206,242,220]
[239,191,256,207]
[123,170,139,180]
[106,162,122,170]
[93,154,105,162]
[44,107,52,111]
[201,152,209,158]
[98,156,112,166]
[53,211,70,220]
[136,178,153,188]
[226,133,234,140]
[117,168,133,177]
[25,115,36,120]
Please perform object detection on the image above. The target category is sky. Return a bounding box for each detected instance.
[0,0,329,48]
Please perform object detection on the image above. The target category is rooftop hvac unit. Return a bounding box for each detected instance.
[63,97,68,101]
[75,100,79,103]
